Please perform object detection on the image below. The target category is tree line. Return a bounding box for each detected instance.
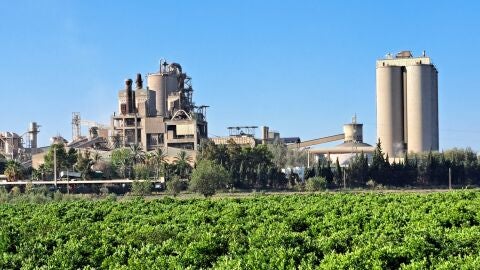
[309,140,480,189]
[1,139,480,195]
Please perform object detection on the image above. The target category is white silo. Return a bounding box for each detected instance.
[148,69,180,117]
[431,67,439,150]
[406,64,433,152]
[376,65,404,157]
[376,51,439,157]
[147,73,167,117]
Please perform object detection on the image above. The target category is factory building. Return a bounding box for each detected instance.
[211,126,300,148]
[309,117,375,166]
[0,122,40,159]
[111,61,208,151]
[376,51,439,157]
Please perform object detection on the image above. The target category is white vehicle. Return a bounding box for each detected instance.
[59,171,82,179]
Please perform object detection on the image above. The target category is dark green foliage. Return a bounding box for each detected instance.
[74,150,94,180]
[348,152,369,186]
[133,164,150,180]
[130,180,152,196]
[166,175,184,196]
[44,144,77,173]
[197,140,285,189]
[190,160,230,197]
[110,148,133,178]
[2,192,480,268]
[305,176,327,191]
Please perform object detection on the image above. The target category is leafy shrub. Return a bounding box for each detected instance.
[133,164,150,180]
[25,182,34,194]
[1,192,480,268]
[305,176,327,192]
[166,175,183,197]
[99,186,109,196]
[10,186,21,196]
[131,180,152,196]
[366,179,376,189]
[189,160,230,197]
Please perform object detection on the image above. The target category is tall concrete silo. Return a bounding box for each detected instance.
[376,65,404,157]
[376,51,439,157]
[406,64,434,152]
[147,73,167,117]
[431,67,439,150]
[148,71,180,117]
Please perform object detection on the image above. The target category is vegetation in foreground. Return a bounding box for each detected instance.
[2,191,480,269]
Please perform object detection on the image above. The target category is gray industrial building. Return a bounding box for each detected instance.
[111,61,208,151]
[0,122,40,159]
[376,51,439,158]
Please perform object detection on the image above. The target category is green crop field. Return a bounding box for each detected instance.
[1,192,480,269]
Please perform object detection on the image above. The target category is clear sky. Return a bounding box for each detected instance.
[1,1,479,150]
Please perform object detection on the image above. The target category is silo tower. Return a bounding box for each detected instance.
[376,51,439,157]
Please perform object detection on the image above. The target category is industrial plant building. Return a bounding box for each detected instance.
[0,122,40,160]
[309,117,374,165]
[111,61,208,151]
[211,126,300,148]
[376,51,439,158]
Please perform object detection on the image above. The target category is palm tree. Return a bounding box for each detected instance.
[4,160,23,182]
[129,144,145,165]
[151,147,167,180]
[174,151,193,178]
[37,164,48,181]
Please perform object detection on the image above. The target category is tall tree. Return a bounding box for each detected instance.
[111,148,133,178]
[151,147,167,180]
[369,139,388,184]
[4,160,23,181]
[267,139,287,169]
[44,144,77,174]
[75,150,94,180]
[174,151,193,179]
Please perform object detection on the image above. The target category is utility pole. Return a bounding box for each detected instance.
[448,167,452,190]
[306,147,310,168]
[66,168,69,194]
[54,147,57,189]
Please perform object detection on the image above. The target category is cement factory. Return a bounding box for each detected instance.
[0,51,440,173]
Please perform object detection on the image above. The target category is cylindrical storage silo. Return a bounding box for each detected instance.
[431,67,439,151]
[343,123,363,143]
[406,65,433,153]
[376,66,404,157]
[147,73,167,117]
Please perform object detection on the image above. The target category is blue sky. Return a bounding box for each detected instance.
[0,1,479,150]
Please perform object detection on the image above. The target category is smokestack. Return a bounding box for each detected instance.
[135,73,143,89]
[125,79,133,114]
[29,122,39,149]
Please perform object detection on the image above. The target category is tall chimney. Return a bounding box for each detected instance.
[135,73,143,89]
[125,79,133,114]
